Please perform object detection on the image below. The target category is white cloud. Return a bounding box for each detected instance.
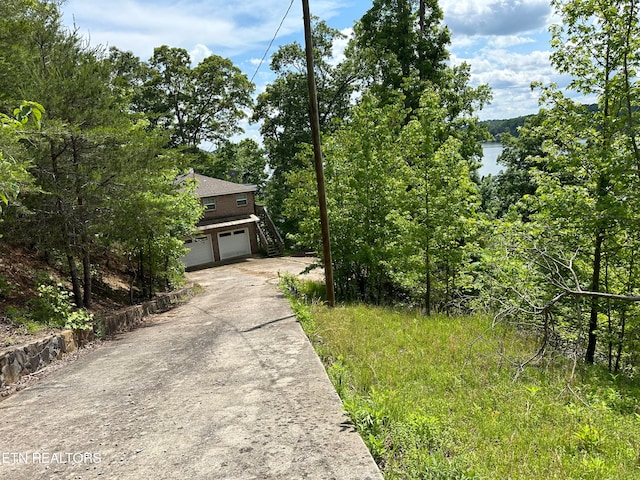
[451,48,562,120]
[62,0,344,61]
[189,44,212,66]
[488,35,535,49]
[441,0,552,37]
[328,28,353,67]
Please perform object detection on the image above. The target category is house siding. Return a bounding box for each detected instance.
[180,173,262,269]
[202,192,255,220]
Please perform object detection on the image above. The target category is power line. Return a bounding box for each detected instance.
[250,0,296,84]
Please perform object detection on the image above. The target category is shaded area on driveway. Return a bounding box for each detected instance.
[0,257,382,479]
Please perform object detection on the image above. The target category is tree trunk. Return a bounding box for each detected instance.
[586,229,604,364]
[82,243,92,308]
[425,246,432,316]
[66,251,83,308]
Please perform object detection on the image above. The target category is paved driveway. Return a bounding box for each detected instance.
[0,257,382,479]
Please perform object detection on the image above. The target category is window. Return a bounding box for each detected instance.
[203,196,216,211]
[236,193,248,207]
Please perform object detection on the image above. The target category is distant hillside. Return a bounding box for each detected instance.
[482,104,598,141]
[481,115,534,141]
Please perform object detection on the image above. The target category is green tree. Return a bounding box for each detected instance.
[102,123,202,300]
[487,0,640,368]
[480,112,547,218]
[0,102,44,216]
[350,0,450,112]
[395,91,481,313]
[2,1,202,308]
[142,46,254,150]
[287,91,483,310]
[252,19,356,235]
[285,93,410,303]
[212,139,268,196]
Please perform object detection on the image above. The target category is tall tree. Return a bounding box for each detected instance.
[486,0,640,367]
[286,90,484,309]
[252,19,356,235]
[2,1,203,308]
[0,102,43,217]
[142,46,254,150]
[350,0,450,112]
[285,93,410,303]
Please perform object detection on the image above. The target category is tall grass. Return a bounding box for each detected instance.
[290,292,640,479]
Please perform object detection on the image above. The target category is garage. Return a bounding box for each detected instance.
[181,235,214,269]
[218,228,251,260]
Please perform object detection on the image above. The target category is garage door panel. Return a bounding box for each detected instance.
[182,235,214,268]
[218,228,251,260]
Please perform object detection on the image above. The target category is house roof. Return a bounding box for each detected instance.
[177,171,257,198]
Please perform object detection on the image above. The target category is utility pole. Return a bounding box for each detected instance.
[301,0,336,307]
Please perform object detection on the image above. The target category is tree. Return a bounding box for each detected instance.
[395,90,481,313]
[486,0,640,368]
[212,140,268,196]
[479,112,547,218]
[286,91,483,310]
[349,0,450,112]
[141,46,254,150]
[101,123,202,300]
[2,1,202,309]
[285,93,410,303]
[0,102,44,216]
[252,19,357,235]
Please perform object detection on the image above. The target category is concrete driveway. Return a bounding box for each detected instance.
[0,257,382,479]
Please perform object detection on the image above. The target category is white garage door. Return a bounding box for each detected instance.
[182,235,214,268]
[218,228,251,260]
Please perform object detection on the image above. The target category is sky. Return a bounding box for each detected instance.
[60,0,565,125]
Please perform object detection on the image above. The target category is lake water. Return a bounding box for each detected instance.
[479,142,504,177]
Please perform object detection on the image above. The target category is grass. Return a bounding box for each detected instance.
[284,281,640,479]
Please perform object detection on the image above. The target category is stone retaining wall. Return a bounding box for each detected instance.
[0,330,77,388]
[0,286,196,389]
[99,286,195,336]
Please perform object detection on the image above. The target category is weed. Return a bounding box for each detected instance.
[574,424,603,453]
[5,306,45,334]
[0,273,15,299]
[327,357,349,397]
[286,302,640,479]
[28,283,93,330]
[343,392,389,463]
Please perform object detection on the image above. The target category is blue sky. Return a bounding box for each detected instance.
[61,0,563,123]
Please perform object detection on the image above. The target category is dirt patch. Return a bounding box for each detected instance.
[0,320,58,350]
[0,241,132,347]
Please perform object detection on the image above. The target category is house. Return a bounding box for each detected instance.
[178,172,283,270]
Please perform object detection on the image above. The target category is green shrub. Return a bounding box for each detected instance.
[0,273,15,299]
[28,283,93,330]
[5,306,44,334]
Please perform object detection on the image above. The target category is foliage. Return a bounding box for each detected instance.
[141,45,254,150]
[102,124,203,299]
[480,114,534,140]
[291,297,640,479]
[191,139,268,197]
[252,18,356,235]
[350,0,450,112]
[5,306,45,334]
[28,283,93,330]
[286,90,484,311]
[479,112,547,218]
[1,1,204,307]
[482,0,640,369]
[0,101,44,215]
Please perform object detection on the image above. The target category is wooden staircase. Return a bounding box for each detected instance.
[255,204,284,257]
